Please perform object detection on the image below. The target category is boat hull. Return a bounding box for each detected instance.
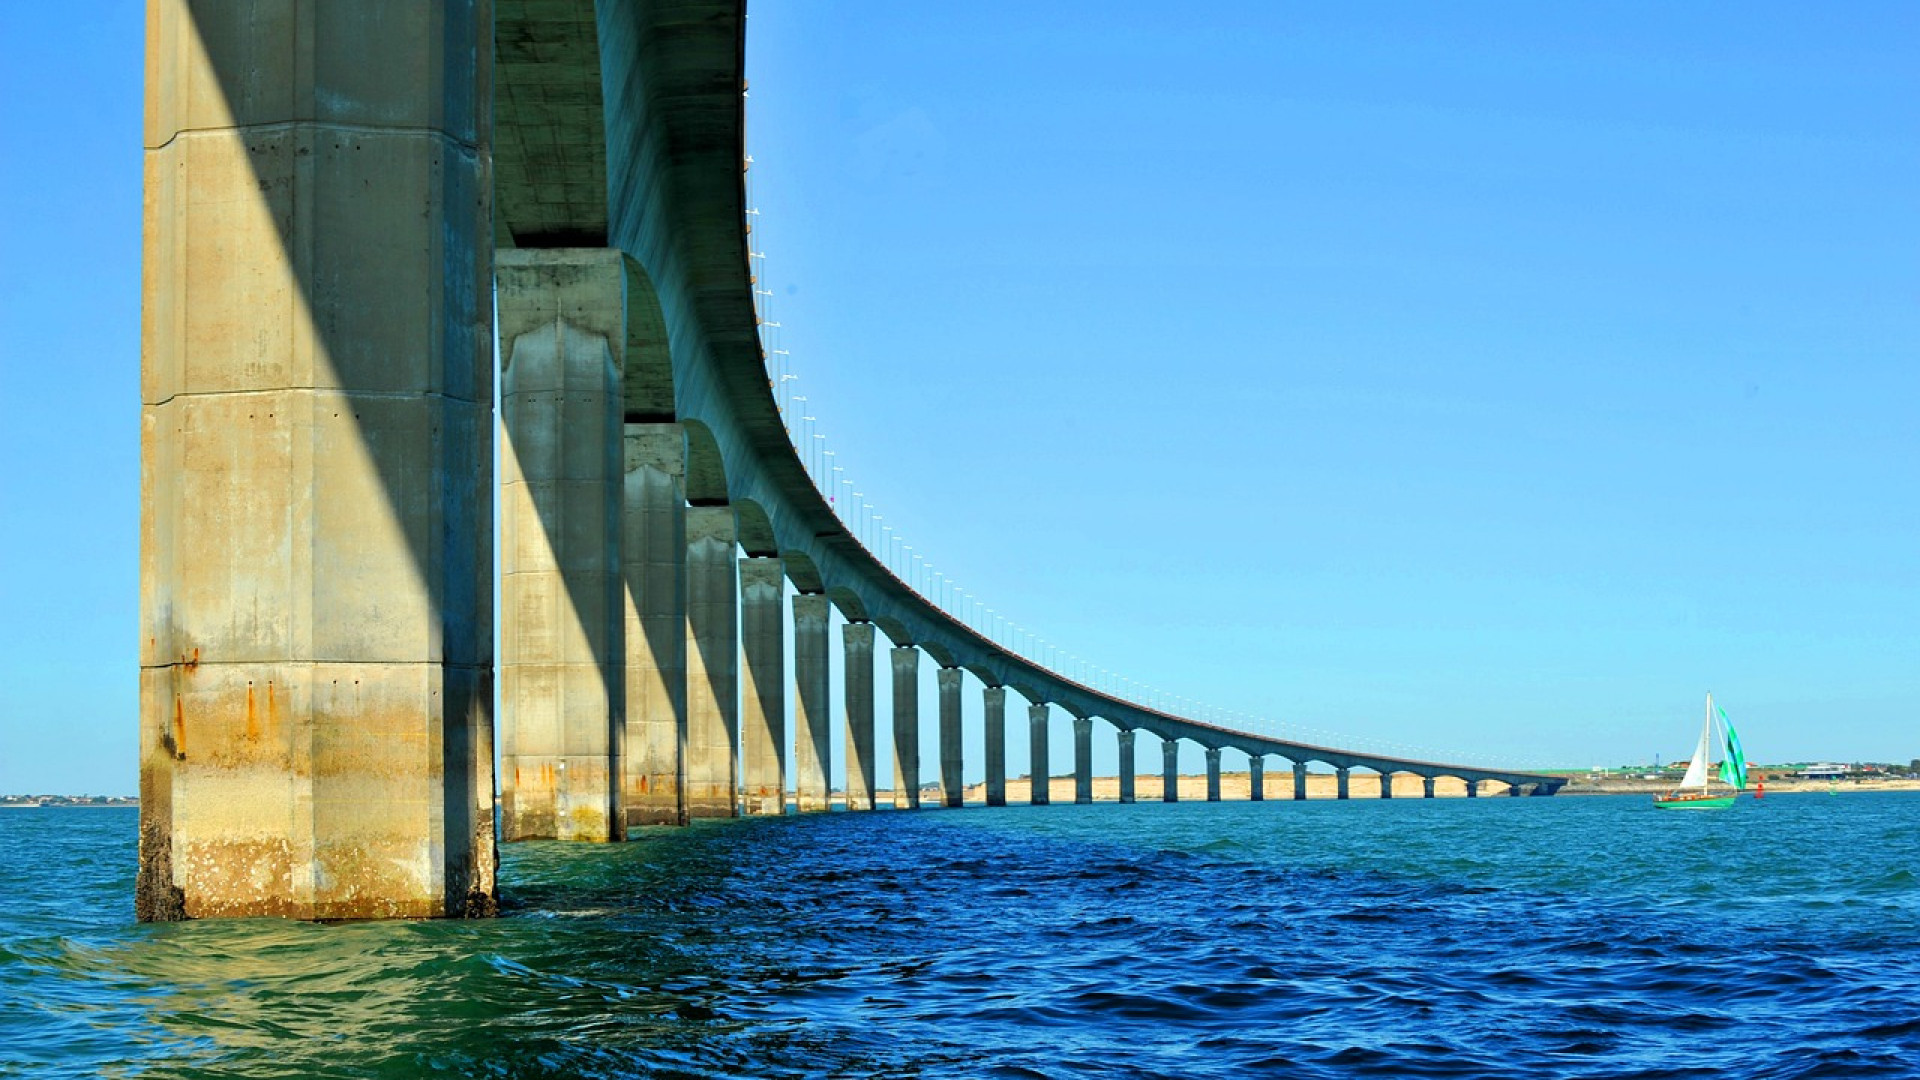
[1653,794,1736,810]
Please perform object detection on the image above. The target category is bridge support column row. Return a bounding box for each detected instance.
[1162,737,1180,802]
[1074,716,1094,804]
[793,595,832,813]
[138,0,496,919]
[892,647,920,809]
[1205,748,1222,802]
[1249,757,1265,801]
[938,668,964,808]
[1117,729,1136,803]
[1029,704,1051,805]
[984,686,1007,806]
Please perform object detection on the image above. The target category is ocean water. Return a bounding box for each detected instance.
[3,794,1917,1079]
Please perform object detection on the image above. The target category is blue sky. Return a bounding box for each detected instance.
[1,2,1914,794]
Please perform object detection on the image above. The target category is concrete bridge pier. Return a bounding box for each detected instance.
[1380,771,1394,799]
[138,0,495,919]
[1162,737,1180,802]
[1205,748,1223,802]
[1507,781,1523,797]
[684,507,739,819]
[843,622,877,811]
[1336,767,1351,800]
[1249,756,1265,801]
[791,594,832,812]
[1073,716,1094,804]
[739,558,786,815]
[1466,779,1479,798]
[1294,760,1308,800]
[984,686,1007,807]
[891,647,921,809]
[621,424,687,829]
[498,250,625,843]
[1029,704,1051,805]
[1423,775,1436,799]
[937,668,964,808]
[1117,729,1136,803]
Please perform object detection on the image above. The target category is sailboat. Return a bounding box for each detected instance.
[1654,692,1747,810]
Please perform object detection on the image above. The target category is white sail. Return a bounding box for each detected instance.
[1679,724,1710,789]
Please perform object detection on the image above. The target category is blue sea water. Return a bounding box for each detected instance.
[2,794,1918,1078]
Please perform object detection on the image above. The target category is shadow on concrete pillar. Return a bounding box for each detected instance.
[1336,767,1351,800]
[937,668,963,808]
[685,506,739,819]
[1117,729,1136,804]
[1029,703,1051,806]
[1380,770,1395,799]
[739,558,785,816]
[1073,716,1094,804]
[498,249,625,844]
[620,423,687,830]
[1249,756,1265,802]
[791,594,831,812]
[1205,747,1222,802]
[1293,760,1308,801]
[1466,778,1479,798]
[1423,775,1436,799]
[140,2,494,919]
[983,685,1007,807]
[891,646,921,809]
[843,622,876,811]
[1162,737,1180,803]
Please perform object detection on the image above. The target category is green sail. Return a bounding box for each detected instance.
[1716,705,1747,791]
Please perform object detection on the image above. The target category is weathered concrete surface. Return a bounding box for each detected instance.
[1028,704,1051,806]
[499,249,624,843]
[1205,747,1223,802]
[739,557,785,815]
[937,667,963,808]
[1073,717,1094,804]
[1162,737,1180,803]
[983,685,1007,807]
[792,594,831,813]
[139,0,495,919]
[620,423,686,827]
[685,506,738,818]
[1117,729,1136,804]
[1249,756,1265,802]
[891,647,921,810]
[843,622,876,811]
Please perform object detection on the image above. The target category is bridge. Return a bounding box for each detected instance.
[136,1,1562,922]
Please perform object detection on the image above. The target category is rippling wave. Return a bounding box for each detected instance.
[3,794,1917,1078]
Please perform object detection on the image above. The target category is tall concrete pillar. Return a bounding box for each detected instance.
[983,685,1007,807]
[1205,748,1223,802]
[1117,729,1136,804]
[1029,703,1051,806]
[1380,771,1394,799]
[891,646,921,809]
[1423,775,1436,799]
[739,558,785,816]
[937,667,964,808]
[1466,778,1479,798]
[684,507,738,819]
[1293,760,1308,801]
[1336,767,1351,800]
[1073,716,1094,804]
[843,622,877,811]
[497,250,624,843]
[1249,756,1265,802]
[621,424,686,829]
[791,594,832,813]
[1162,737,1180,803]
[139,2,495,920]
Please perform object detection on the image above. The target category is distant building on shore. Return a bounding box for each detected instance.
[1797,763,1851,780]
